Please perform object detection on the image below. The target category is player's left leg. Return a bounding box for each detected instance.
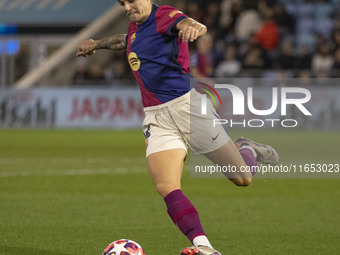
[235,137,279,165]
[204,139,254,186]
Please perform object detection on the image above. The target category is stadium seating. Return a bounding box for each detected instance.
[295,33,316,53]
[296,18,314,35]
[314,3,334,19]
[314,18,334,39]
[297,3,314,18]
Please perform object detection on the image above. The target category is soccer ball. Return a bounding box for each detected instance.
[103,239,145,255]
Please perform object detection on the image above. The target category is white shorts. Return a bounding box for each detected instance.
[142,89,230,157]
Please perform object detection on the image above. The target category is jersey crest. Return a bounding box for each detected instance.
[130,32,136,44]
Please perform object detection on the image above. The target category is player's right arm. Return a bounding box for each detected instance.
[76,34,127,57]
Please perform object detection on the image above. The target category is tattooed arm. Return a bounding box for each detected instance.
[76,34,127,57]
[174,18,207,43]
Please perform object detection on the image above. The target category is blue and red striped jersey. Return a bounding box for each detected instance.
[126,5,192,107]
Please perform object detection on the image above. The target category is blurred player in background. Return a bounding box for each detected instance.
[76,0,279,254]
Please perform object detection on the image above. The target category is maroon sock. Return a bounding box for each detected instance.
[164,189,206,242]
[239,148,258,176]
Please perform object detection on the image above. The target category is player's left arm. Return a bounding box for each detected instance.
[174,18,207,43]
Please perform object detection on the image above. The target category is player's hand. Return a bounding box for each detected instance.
[76,39,97,57]
[178,25,199,43]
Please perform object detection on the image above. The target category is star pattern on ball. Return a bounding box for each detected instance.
[131,250,144,255]
[111,242,129,254]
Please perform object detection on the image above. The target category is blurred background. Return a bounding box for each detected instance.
[0,0,340,129]
[1,2,340,254]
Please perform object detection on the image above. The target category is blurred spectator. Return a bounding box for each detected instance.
[219,0,242,32]
[88,62,106,83]
[173,0,186,13]
[242,46,266,69]
[332,48,340,77]
[244,0,276,12]
[297,70,312,86]
[201,1,221,42]
[273,2,295,34]
[105,59,134,83]
[105,62,126,81]
[299,70,312,79]
[215,44,241,77]
[331,29,340,49]
[72,60,107,85]
[234,8,262,42]
[186,1,204,24]
[312,43,334,77]
[255,8,279,50]
[334,18,340,31]
[295,45,312,70]
[275,40,296,69]
[203,1,220,30]
[72,59,90,85]
[315,71,332,85]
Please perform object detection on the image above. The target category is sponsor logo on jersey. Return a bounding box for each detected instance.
[169,10,182,17]
[128,52,140,71]
[130,33,136,44]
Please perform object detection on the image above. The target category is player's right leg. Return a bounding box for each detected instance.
[147,148,185,198]
[147,149,215,251]
[180,246,221,255]
[143,90,222,254]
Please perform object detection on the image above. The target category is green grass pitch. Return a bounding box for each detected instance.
[0,129,339,255]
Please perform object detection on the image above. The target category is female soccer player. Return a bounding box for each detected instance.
[76,0,279,254]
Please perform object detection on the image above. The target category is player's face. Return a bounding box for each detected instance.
[118,0,152,25]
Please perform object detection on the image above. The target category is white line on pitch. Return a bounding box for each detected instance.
[0,167,146,178]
